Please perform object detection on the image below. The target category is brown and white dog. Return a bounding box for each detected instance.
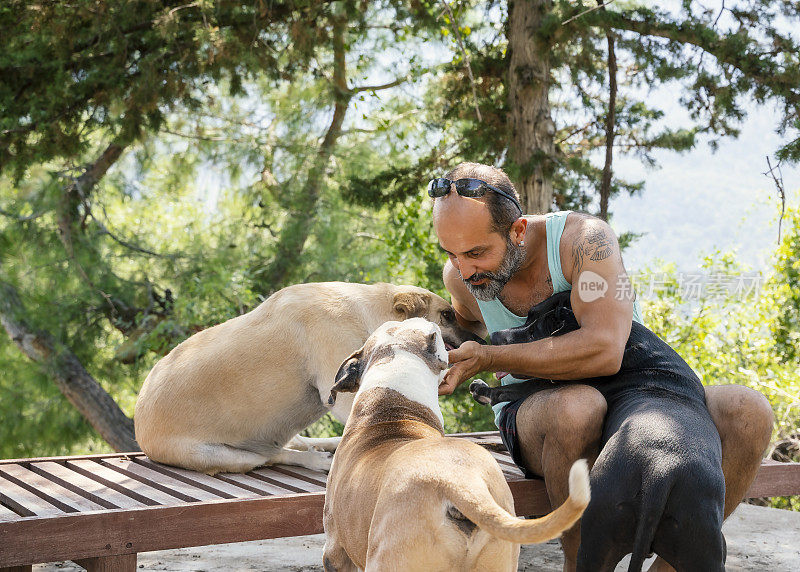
[134,282,484,475]
[323,318,590,571]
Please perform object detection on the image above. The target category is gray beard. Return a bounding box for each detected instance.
[462,236,526,302]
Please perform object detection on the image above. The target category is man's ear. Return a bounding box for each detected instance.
[509,216,527,245]
[393,291,430,318]
[328,349,364,405]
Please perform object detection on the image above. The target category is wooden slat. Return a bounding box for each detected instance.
[99,458,222,502]
[0,475,66,517]
[0,465,106,513]
[0,493,324,567]
[0,502,22,522]
[66,460,182,506]
[448,431,500,438]
[488,450,517,466]
[30,462,140,509]
[745,460,800,498]
[249,468,326,493]
[268,465,328,487]
[0,435,797,569]
[132,458,260,499]
[460,433,505,447]
[212,473,289,496]
[0,452,145,466]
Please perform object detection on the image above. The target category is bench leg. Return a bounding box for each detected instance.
[74,554,137,572]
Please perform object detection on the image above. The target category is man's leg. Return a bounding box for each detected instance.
[705,384,774,518]
[647,384,774,572]
[516,384,607,572]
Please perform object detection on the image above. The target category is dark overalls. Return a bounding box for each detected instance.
[487,292,725,572]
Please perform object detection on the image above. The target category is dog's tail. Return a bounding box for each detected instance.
[627,478,673,572]
[446,459,590,545]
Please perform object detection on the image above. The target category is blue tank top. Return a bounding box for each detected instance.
[475,211,644,426]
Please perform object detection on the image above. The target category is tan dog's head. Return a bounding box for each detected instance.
[391,285,485,350]
[328,318,448,406]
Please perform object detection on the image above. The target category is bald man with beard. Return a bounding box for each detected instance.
[430,162,773,572]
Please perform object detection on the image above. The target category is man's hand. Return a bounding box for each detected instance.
[439,341,490,395]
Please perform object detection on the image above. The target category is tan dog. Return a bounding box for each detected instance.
[323,318,590,571]
[134,282,484,474]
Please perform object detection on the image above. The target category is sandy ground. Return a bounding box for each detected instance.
[37,504,799,571]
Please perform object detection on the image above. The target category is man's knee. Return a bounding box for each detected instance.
[706,384,774,447]
[519,385,606,446]
[550,385,607,438]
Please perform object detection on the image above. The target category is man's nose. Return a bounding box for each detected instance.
[457,257,477,280]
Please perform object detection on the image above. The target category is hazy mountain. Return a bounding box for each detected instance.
[609,102,799,274]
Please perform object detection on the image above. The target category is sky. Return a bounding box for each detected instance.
[608,101,799,275]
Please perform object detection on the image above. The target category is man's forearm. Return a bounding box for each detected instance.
[484,328,623,380]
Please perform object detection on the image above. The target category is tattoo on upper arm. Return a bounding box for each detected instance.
[572,225,614,275]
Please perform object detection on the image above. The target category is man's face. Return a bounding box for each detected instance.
[461,234,525,300]
[433,196,525,301]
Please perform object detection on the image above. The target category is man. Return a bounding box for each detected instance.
[431,162,773,572]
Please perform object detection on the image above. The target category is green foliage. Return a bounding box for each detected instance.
[636,250,800,442]
[632,237,800,511]
[1,4,799,522]
[0,0,439,455]
[0,338,109,458]
[440,380,497,434]
[772,207,800,361]
[0,0,350,179]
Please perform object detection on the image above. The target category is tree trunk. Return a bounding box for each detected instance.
[0,281,139,452]
[506,0,556,214]
[261,17,352,292]
[599,28,617,221]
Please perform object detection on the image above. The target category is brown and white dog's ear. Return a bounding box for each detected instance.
[393,291,431,319]
[426,332,448,372]
[328,349,364,405]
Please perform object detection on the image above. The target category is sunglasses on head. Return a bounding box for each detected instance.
[427,177,522,213]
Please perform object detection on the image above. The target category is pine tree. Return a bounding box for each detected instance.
[386,0,800,216]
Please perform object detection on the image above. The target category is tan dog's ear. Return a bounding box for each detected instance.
[328,349,364,405]
[393,291,431,318]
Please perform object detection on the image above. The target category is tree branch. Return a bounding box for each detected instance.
[350,61,450,94]
[91,218,175,258]
[0,208,46,222]
[763,156,786,245]
[259,15,354,292]
[0,280,139,452]
[584,10,800,109]
[56,141,127,317]
[352,76,409,93]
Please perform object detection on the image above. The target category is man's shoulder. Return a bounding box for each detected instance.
[561,211,601,235]
[559,212,620,281]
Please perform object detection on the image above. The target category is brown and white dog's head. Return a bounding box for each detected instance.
[327,318,448,427]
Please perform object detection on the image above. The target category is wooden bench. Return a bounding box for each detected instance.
[1,431,797,571]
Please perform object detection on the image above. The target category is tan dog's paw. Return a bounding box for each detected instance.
[304,450,334,472]
[270,448,334,472]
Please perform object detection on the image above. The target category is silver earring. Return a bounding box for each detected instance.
[519,240,525,247]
